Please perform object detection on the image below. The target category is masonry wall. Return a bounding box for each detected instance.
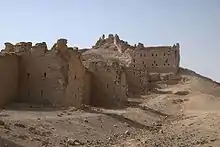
[17,42,89,108]
[0,54,19,107]
[130,45,180,74]
[65,51,90,107]
[18,51,66,106]
[125,67,149,94]
[87,61,127,107]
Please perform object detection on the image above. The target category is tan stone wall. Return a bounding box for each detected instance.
[65,51,89,108]
[125,67,149,94]
[17,40,89,108]
[18,51,66,106]
[0,54,19,107]
[130,45,180,74]
[87,61,127,107]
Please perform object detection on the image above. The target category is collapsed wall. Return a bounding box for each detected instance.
[0,53,19,107]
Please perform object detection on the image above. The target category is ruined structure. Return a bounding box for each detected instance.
[0,34,181,108]
[0,39,89,108]
[83,59,127,107]
[92,34,180,94]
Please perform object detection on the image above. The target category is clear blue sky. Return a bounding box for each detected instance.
[0,0,220,81]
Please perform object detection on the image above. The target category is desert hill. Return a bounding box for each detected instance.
[0,35,220,147]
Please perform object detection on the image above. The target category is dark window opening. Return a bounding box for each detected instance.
[152,53,154,56]
[44,72,46,78]
[140,54,142,57]
[152,64,154,66]
[107,84,108,88]
[165,59,168,63]
[75,94,77,98]
[144,65,146,68]
[164,64,166,66]
[156,64,158,66]
[133,59,135,62]
[164,53,166,56]
[133,65,135,67]
[168,64,170,66]
[74,75,76,79]
[156,54,157,56]
[142,61,144,64]
[154,61,156,63]
[40,90,43,98]
[27,73,30,80]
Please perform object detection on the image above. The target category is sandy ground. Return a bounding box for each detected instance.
[1,74,220,147]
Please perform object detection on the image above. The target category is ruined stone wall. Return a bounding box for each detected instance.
[65,50,90,107]
[85,61,127,107]
[0,53,19,106]
[6,39,90,108]
[130,44,180,74]
[125,67,149,94]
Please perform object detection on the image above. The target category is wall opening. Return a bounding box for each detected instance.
[27,73,30,80]
[133,59,135,62]
[140,54,142,57]
[142,61,144,64]
[175,50,177,58]
[44,72,47,78]
[74,75,76,79]
[152,53,154,56]
[144,53,146,57]
[107,84,108,88]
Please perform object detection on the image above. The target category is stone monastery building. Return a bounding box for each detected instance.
[0,34,180,108]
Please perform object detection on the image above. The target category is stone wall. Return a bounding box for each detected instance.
[2,39,89,108]
[130,43,180,74]
[0,53,19,107]
[84,60,127,107]
[125,67,149,94]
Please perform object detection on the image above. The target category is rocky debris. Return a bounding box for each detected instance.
[28,126,52,137]
[0,120,5,126]
[172,99,184,104]
[14,123,26,128]
[174,90,190,95]
[61,138,84,146]
[18,134,28,140]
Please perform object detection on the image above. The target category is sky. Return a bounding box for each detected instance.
[0,0,220,81]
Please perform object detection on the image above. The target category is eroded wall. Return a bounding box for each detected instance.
[130,44,180,74]
[0,53,19,106]
[85,61,127,107]
[125,67,149,94]
[16,40,89,108]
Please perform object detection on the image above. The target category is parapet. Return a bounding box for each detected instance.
[4,42,14,52]
[51,38,68,51]
[31,42,48,55]
[14,42,32,53]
